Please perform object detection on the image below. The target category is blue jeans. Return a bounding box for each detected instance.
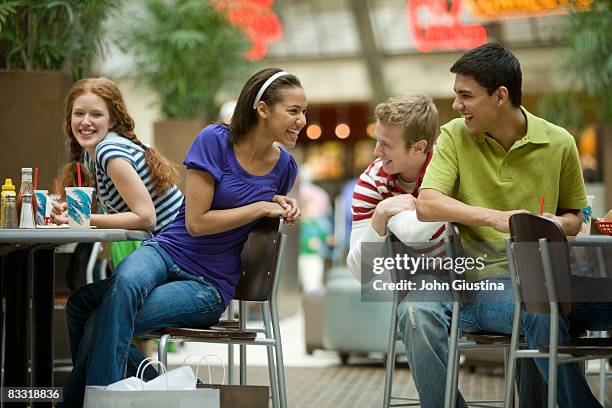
[59,241,226,408]
[398,274,612,408]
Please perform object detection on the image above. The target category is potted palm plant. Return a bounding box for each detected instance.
[537,0,612,208]
[115,0,252,190]
[0,0,119,188]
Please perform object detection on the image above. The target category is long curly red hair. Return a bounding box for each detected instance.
[59,77,179,198]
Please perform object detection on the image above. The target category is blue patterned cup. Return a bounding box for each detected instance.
[34,189,49,226]
[579,195,595,236]
[66,187,94,229]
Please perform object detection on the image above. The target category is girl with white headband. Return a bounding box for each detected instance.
[60,67,306,407]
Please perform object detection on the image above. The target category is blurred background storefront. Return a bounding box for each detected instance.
[1,0,610,369]
[92,0,610,220]
[93,0,610,360]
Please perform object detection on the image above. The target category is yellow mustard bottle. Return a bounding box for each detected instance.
[1,178,17,227]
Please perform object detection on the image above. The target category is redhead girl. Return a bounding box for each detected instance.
[53,77,183,233]
[59,68,305,407]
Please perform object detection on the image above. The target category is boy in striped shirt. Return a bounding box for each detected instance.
[347,94,445,284]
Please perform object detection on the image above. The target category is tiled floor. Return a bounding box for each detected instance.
[166,307,339,369]
[162,308,611,407]
[167,363,610,407]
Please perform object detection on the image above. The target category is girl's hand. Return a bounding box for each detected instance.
[50,200,68,225]
[261,202,290,219]
[272,195,301,226]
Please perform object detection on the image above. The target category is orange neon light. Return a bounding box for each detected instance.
[465,0,592,18]
[213,0,283,61]
[406,0,488,53]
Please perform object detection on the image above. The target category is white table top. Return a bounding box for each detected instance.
[0,228,152,245]
[569,235,612,246]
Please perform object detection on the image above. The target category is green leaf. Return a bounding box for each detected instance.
[0,1,19,33]
[112,0,253,120]
[541,0,612,124]
[0,0,120,78]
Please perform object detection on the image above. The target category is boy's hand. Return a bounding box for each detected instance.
[488,209,529,233]
[370,194,417,236]
[377,194,417,218]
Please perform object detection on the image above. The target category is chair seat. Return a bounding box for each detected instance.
[465,330,589,345]
[465,332,515,344]
[153,326,258,340]
[213,319,240,329]
[538,337,612,356]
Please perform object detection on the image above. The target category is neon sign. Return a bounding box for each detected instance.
[465,0,592,18]
[213,0,283,61]
[406,0,488,52]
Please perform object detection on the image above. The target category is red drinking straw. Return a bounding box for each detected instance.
[54,177,59,195]
[539,196,544,215]
[76,162,82,187]
[34,167,38,190]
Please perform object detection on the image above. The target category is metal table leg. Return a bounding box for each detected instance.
[31,248,55,408]
[5,249,29,408]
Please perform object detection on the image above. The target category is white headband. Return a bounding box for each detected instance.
[252,71,289,109]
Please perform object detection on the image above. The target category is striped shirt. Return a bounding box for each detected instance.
[352,159,411,222]
[84,132,183,235]
[351,153,446,256]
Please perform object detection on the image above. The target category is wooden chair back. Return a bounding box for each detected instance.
[234,217,283,302]
[509,213,572,314]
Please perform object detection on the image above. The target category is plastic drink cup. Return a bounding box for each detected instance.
[34,190,49,226]
[65,187,94,229]
[579,195,595,236]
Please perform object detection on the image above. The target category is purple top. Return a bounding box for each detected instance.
[153,124,298,306]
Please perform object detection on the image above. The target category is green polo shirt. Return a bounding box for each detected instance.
[421,107,587,281]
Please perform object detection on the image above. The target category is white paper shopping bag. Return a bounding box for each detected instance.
[84,387,219,408]
[107,358,197,391]
[84,358,219,408]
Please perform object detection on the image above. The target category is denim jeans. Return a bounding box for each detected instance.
[59,241,226,408]
[398,274,612,408]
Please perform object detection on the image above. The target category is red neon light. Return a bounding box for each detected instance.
[214,0,283,61]
[406,0,488,53]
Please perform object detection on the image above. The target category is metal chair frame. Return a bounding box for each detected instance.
[504,213,612,408]
[383,223,513,408]
[383,291,514,408]
[144,217,288,408]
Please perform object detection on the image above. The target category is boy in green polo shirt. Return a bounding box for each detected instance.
[401,43,611,408]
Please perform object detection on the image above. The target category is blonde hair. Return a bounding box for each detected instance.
[375,94,439,152]
[60,77,179,197]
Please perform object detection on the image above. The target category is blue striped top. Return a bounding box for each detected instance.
[84,132,183,235]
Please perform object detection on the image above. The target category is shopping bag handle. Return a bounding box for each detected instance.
[181,353,226,385]
[196,354,226,386]
[140,360,168,390]
[135,357,161,379]
[182,353,209,367]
